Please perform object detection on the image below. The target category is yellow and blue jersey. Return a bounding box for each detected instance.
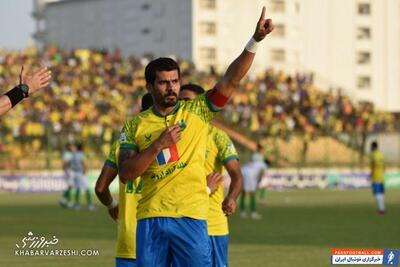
[120,92,218,221]
[104,140,142,259]
[206,125,239,236]
[370,150,384,183]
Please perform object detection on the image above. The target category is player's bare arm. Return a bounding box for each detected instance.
[0,96,13,117]
[82,159,87,175]
[95,165,119,221]
[213,6,273,104]
[256,169,265,189]
[62,158,69,172]
[370,160,375,175]
[118,125,181,183]
[222,160,244,216]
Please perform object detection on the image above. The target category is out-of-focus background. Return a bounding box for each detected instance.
[0,1,399,266]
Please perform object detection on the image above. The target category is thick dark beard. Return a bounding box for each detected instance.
[154,92,177,108]
[161,98,177,108]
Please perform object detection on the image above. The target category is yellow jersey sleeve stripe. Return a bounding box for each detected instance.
[104,159,118,169]
[120,143,138,151]
[223,155,239,165]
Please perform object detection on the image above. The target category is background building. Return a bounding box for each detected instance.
[33,0,400,111]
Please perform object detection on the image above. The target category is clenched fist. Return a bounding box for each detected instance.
[154,124,182,150]
[253,6,274,42]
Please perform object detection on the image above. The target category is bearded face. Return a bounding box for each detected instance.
[148,70,180,108]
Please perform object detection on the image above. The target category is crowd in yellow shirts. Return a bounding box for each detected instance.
[0,47,396,168]
[223,69,396,138]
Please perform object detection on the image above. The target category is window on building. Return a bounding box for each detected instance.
[200,47,216,60]
[272,24,285,37]
[200,0,216,9]
[141,3,151,10]
[357,51,371,64]
[141,28,150,35]
[357,2,371,15]
[356,27,371,40]
[207,64,217,74]
[199,22,216,35]
[295,1,300,14]
[271,49,285,62]
[155,29,165,42]
[357,76,371,89]
[270,0,285,13]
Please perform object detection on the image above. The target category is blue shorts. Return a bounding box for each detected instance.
[209,235,229,267]
[136,217,211,267]
[372,183,385,194]
[116,257,136,267]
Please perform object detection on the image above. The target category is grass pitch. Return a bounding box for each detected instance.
[0,189,399,267]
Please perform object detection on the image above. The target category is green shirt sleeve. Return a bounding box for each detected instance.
[214,128,239,165]
[185,92,219,123]
[120,117,139,151]
[104,139,119,169]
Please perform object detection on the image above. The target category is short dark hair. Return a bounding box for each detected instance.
[257,143,263,151]
[76,143,83,151]
[144,57,180,85]
[180,83,205,96]
[141,93,153,111]
[371,141,378,150]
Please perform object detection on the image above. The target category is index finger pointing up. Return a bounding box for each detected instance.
[19,65,27,84]
[259,6,266,22]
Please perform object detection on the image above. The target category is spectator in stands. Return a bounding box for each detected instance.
[0,47,396,169]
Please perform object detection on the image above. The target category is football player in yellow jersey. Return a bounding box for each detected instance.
[118,8,273,267]
[179,84,243,267]
[370,141,385,215]
[95,94,153,267]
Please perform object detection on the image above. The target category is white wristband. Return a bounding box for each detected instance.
[206,186,211,195]
[245,37,259,54]
[107,199,118,210]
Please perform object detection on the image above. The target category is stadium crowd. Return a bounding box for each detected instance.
[0,47,397,165]
[223,70,397,138]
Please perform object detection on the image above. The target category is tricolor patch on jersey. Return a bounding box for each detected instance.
[156,144,180,165]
